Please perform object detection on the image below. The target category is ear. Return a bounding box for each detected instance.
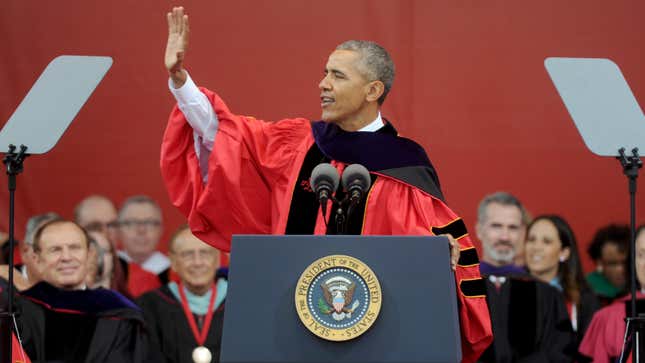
[560,247,571,262]
[169,253,179,273]
[475,222,483,241]
[365,80,385,103]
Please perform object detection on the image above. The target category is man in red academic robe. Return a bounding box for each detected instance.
[160,7,492,362]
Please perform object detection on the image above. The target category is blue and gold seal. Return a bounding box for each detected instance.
[295,255,382,341]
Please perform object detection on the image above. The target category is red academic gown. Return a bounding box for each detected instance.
[578,294,642,363]
[160,88,492,363]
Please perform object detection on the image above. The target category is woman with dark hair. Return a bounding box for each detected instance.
[525,215,600,346]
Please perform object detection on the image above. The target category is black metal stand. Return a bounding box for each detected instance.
[618,147,643,363]
[1,144,28,363]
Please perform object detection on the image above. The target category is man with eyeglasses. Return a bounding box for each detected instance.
[138,225,226,363]
[14,219,146,362]
[116,195,171,297]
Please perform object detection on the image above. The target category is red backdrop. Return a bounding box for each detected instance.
[2,1,644,272]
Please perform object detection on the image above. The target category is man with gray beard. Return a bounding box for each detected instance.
[476,192,528,276]
[475,192,576,363]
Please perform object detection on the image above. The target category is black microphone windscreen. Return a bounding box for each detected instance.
[341,164,371,190]
[310,163,340,191]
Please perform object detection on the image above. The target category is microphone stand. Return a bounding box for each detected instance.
[332,194,361,235]
[1,144,28,363]
[617,147,643,363]
[335,205,346,234]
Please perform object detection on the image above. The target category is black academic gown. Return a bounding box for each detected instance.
[16,281,145,363]
[479,276,576,363]
[136,285,225,363]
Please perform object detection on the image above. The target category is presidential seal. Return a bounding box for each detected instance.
[295,255,382,341]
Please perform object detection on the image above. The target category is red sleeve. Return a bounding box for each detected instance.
[362,177,492,363]
[578,302,625,363]
[427,199,492,363]
[160,88,312,251]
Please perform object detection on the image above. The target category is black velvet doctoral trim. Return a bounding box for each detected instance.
[311,121,432,171]
[285,120,444,235]
[431,219,468,239]
[379,166,444,201]
[312,120,444,201]
[20,281,139,315]
[44,308,96,361]
[284,144,327,235]
[285,123,389,235]
[457,248,479,267]
[508,278,538,357]
[460,278,486,297]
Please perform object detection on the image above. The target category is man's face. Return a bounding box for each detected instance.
[77,198,118,244]
[36,222,88,290]
[170,230,220,294]
[117,202,162,261]
[318,50,372,125]
[599,241,627,289]
[476,203,525,266]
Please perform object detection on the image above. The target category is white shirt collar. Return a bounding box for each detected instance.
[117,250,170,274]
[357,112,384,132]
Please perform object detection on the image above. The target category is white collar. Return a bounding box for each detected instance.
[117,250,170,274]
[357,112,384,132]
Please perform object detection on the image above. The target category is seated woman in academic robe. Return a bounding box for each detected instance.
[578,225,645,363]
[524,215,601,350]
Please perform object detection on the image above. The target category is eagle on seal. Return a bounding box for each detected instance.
[320,276,360,320]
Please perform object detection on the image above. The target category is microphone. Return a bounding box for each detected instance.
[310,163,340,217]
[341,164,371,204]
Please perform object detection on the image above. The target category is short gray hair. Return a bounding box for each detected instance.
[336,40,395,105]
[24,212,61,246]
[118,195,162,221]
[477,191,530,226]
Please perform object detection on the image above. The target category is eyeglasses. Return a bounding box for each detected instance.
[118,219,161,230]
[83,220,119,233]
[174,249,217,261]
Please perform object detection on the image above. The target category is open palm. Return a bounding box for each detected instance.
[165,7,189,73]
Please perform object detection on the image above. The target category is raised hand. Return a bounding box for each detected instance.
[165,6,189,86]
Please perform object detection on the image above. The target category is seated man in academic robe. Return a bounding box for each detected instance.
[137,225,226,363]
[475,192,576,362]
[116,195,172,297]
[15,219,146,363]
[160,7,492,362]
